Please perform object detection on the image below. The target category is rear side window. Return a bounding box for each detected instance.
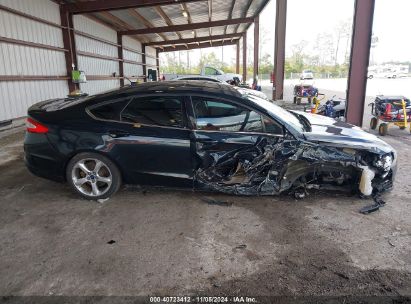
[121,97,184,128]
[88,99,130,121]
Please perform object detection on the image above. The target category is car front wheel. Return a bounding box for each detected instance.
[66,152,122,200]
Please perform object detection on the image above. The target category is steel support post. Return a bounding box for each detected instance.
[346,0,375,126]
[242,32,247,83]
[253,16,259,82]
[60,6,77,92]
[272,0,287,100]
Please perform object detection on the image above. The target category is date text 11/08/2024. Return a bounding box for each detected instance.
[149,296,257,303]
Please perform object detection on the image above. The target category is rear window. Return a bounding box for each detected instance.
[89,99,130,121]
[121,97,184,128]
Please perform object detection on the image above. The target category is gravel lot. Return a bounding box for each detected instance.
[0,110,410,300]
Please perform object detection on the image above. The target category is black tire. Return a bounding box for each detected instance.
[308,97,312,104]
[370,117,378,130]
[293,96,297,104]
[399,126,406,130]
[66,152,122,200]
[378,123,388,136]
[297,98,301,105]
[335,110,345,118]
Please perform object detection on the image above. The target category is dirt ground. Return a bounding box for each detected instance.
[0,124,410,302]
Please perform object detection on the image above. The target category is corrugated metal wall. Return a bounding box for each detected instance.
[0,0,159,121]
[122,36,143,80]
[73,15,120,95]
[145,46,158,79]
[0,0,69,121]
[145,47,158,68]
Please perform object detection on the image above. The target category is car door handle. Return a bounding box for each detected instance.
[109,130,130,138]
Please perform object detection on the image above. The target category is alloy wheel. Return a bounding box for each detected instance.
[71,158,112,197]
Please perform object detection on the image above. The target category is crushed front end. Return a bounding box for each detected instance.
[193,133,396,198]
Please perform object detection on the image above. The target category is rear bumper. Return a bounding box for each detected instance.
[24,133,66,182]
[24,154,65,182]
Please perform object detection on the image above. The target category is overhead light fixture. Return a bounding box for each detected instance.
[182,11,188,17]
[191,30,195,35]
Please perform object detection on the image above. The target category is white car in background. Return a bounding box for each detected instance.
[368,69,408,79]
[172,75,270,101]
[163,65,242,84]
[382,71,407,79]
[300,70,314,80]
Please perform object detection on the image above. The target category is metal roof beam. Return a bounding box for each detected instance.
[234,0,253,33]
[159,39,239,52]
[155,6,183,40]
[97,11,149,43]
[243,0,270,33]
[181,2,196,38]
[144,33,243,46]
[224,0,236,35]
[64,0,205,14]
[119,17,253,35]
[128,9,168,41]
[207,0,212,36]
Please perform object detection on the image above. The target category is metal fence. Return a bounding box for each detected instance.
[251,72,350,81]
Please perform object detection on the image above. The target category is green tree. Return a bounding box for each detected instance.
[259,53,273,74]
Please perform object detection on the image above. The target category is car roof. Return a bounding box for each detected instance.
[172,76,223,82]
[90,80,242,101]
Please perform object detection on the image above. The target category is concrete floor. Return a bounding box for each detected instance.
[0,123,410,298]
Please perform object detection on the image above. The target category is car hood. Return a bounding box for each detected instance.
[293,111,394,154]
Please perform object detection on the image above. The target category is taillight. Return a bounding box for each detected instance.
[26,118,48,133]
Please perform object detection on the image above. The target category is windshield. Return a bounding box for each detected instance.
[243,94,306,133]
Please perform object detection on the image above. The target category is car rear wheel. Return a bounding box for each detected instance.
[66,152,121,200]
[370,117,378,130]
[378,123,388,136]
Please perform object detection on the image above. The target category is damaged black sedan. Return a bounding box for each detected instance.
[24,81,396,200]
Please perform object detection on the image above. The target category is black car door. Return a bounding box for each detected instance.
[91,94,193,187]
[188,95,286,195]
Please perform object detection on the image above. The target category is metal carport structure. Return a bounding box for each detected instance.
[58,0,377,127]
[0,0,375,127]
[58,0,269,89]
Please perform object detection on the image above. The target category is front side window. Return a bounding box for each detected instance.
[192,97,283,135]
[121,96,183,128]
